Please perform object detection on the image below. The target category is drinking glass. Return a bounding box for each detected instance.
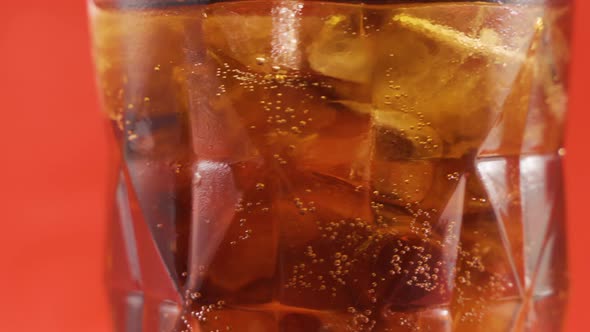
[89,0,571,330]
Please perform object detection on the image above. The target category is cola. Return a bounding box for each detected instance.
[90,0,571,331]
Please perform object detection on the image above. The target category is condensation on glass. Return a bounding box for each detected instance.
[89,0,572,331]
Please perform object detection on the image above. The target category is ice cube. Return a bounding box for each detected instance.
[457,213,522,301]
[227,74,340,139]
[274,197,321,250]
[373,6,541,158]
[189,55,359,166]
[187,160,277,304]
[185,60,262,163]
[368,173,466,309]
[93,7,199,159]
[519,17,569,156]
[95,12,193,156]
[304,172,374,224]
[372,157,465,214]
[92,9,194,121]
[93,9,194,157]
[476,13,571,157]
[276,173,374,310]
[297,103,443,211]
[203,12,274,69]
[294,103,372,185]
[307,13,376,83]
[372,235,450,309]
[203,2,322,71]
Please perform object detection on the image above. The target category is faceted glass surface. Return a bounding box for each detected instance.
[90,1,571,331]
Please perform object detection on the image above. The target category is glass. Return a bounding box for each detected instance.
[89,0,571,331]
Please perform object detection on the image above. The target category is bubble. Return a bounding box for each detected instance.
[255,57,267,65]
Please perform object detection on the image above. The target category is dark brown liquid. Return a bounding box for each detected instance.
[91,1,570,331]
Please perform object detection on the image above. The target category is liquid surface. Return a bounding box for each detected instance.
[91,1,571,331]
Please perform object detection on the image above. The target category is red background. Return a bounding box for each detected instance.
[0,1,587,331]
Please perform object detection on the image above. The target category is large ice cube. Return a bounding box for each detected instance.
[373,6,541,158]
[203,2,322,71]
[456,213,522,301]
[368,174,466,310]
[187,160,278,305]
[276,172,374,310]
[184,58,263,163]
